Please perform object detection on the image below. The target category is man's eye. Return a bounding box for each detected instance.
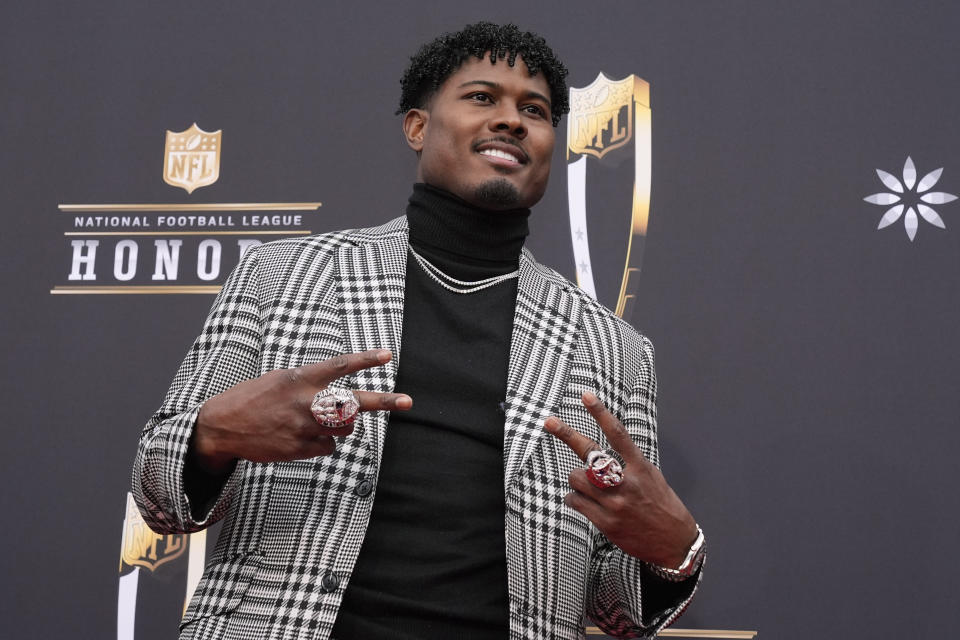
[523,105,546,117]
[468,93,492,103]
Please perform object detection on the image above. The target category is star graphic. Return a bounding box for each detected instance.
[575,228,585,241]
[864,157,958,241]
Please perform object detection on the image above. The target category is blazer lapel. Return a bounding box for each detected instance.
[336,222,408,462]
[503,251,582,491]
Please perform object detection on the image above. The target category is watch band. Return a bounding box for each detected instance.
[644,525,705,582]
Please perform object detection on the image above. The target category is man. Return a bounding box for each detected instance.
[133,22,703,640]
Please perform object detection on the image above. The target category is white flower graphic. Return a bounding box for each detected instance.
[864,157,957,241]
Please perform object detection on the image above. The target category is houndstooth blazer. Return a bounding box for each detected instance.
[133,216,700,639]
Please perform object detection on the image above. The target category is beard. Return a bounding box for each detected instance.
[472,178,522,210]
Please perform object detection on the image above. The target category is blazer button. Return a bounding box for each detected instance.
[354,479,373,497]
[320,570,340,593]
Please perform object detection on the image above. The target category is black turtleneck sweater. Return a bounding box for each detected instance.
[332,184,530,639]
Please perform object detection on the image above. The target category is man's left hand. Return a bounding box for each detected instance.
[544,391,698,568]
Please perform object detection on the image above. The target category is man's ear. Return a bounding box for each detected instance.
[403,108,428,152]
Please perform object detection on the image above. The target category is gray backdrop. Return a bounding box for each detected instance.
[2,1,958,638]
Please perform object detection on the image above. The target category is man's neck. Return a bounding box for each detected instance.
[405,183,530,266]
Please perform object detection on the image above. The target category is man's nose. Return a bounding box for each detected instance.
[489,104,526,138]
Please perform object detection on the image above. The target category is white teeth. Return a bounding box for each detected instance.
[479,148,520,163]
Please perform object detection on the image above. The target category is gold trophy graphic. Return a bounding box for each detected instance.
[117,493,207,639]
[566,73,651,320]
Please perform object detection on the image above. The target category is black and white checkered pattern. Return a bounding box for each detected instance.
[132,216,700,639]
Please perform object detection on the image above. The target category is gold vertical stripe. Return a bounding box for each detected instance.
[59,202,322,212]
[587,628,757,639]
[51,286,222,295]
[614,86,652,318]
[63,231,311,236]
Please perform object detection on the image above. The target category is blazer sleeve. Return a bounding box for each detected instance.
[585,335,702,638]
[131,245,266,534]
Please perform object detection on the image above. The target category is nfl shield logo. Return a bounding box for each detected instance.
[163,123,221,193]
[119,492,188,572]
[568,73,648,160]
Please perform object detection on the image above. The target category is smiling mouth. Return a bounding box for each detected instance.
[474,138,528,166]
[479,148,523,164]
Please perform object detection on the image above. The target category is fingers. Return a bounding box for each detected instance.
[354,390,413,412]
[298,390,410,459]
[568,467,610,500]
[563,489,607,528]
[311,422,356,437]
[299,434,337,458]
[292,350,393,386]
[580,391,637,461]
[543,416,600,462]
[303,391,410,441]
[304,391,411,441]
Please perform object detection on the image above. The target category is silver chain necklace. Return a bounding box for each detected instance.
[408,246,519,294]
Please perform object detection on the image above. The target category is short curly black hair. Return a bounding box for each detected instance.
[397,22,569,127]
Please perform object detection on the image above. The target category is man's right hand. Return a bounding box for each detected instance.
[191,349,411,474]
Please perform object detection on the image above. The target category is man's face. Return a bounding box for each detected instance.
[404,55,556,210]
